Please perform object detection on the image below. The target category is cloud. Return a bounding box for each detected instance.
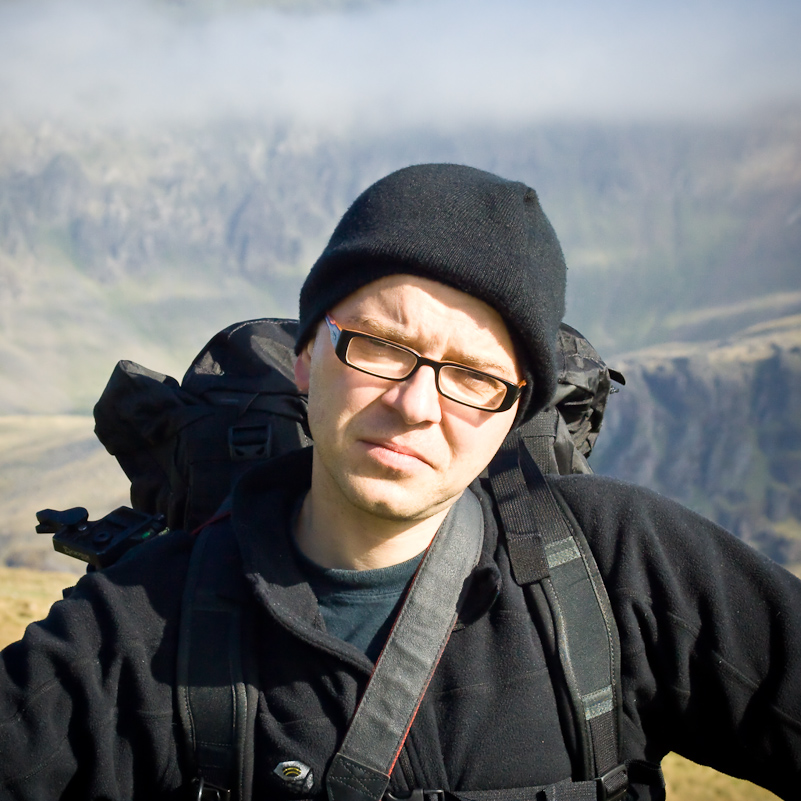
[1,0,800,130]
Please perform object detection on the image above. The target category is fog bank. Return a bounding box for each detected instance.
[1,0,800,130]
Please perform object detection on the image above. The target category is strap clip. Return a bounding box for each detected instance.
[598,763,628,801]
[385,791,445,801]
[228,423,272,460]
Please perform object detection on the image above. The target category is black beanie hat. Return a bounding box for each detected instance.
[296,163,567,422]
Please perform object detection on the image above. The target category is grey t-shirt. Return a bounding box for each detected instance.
[293,542,423,662]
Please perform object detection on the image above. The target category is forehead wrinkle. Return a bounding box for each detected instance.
[342,313,515,378]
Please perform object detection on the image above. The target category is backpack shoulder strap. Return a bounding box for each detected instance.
[488,435,627,800]
[520,407,594,477]
[176,514,254,801]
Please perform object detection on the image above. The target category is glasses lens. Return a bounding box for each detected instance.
[345,334,417,379]
[439,365,508,410]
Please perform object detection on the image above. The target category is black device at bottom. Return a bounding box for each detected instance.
[36,506,168,569]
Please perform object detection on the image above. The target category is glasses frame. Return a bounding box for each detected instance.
[324,314,525,413]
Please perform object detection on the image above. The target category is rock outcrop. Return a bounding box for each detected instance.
[592,315,801,570]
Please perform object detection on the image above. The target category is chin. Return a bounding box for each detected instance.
[344,475,456,523]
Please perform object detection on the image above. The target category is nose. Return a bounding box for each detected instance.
[381,364,442,425]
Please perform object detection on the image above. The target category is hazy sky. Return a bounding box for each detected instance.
[1,0,800,130]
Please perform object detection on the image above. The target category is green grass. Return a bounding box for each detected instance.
[662,753,780,801]
[0,565,76,647]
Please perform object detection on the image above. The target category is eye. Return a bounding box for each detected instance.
[346,335,416,378]
[441,366,506,404]
[460,370,494,391]
[363,337,402,359]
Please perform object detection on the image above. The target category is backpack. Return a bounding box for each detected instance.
[38,319,648,801]
[93,318,311,534]
[90,319,622,534]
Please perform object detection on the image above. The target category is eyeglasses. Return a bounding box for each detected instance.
[324,314,525,413]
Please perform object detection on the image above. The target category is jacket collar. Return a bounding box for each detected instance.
[230,447,502,657]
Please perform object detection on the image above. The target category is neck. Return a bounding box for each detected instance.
[294,464,452,571]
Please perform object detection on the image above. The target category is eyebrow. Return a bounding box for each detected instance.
[345,315,516,379]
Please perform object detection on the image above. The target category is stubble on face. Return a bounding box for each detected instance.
[297,274,521,530]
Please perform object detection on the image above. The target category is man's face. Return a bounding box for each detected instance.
[295,274,521,524]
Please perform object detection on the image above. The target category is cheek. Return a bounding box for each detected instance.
[305,357,384,439]
[446,410,516,474]
[304,349,337,440]
[305,360,340,439]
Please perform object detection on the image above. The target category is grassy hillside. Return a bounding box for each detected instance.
[661,753,779,801]
[0,565,780,800]
[0,565,76,647]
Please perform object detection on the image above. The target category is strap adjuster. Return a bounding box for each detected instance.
[598,764,628,801]
[385,791,445,801]
[228,423,272,460]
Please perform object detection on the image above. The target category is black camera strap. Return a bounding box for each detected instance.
[325,488,484,801]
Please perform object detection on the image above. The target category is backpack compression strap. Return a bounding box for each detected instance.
[488,436,627,801]
[325,488,484,801]
[177,514,253,801]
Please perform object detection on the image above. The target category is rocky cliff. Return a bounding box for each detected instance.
[591,314,801,571]
[1,111,801,413]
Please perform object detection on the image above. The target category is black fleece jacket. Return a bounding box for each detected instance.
[1,448,800,800]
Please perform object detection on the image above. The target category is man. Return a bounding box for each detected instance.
[1,163,800,800]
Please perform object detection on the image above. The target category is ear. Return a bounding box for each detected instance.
[294,340,313,392]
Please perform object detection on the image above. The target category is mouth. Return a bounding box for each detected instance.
[360,439,434,470]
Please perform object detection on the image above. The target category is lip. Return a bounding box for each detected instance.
[360,438,434,469]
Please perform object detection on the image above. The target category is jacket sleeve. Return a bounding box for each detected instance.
[552,474,801,800]
[0,533,192,800]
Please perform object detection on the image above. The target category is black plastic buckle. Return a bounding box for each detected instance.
[598,764,628,801]
[229,423,272,460]
[193,776,231,801]
[385,791,445,801]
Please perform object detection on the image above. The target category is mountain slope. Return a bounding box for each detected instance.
[1,111,800,413]
[592,314,801,573]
